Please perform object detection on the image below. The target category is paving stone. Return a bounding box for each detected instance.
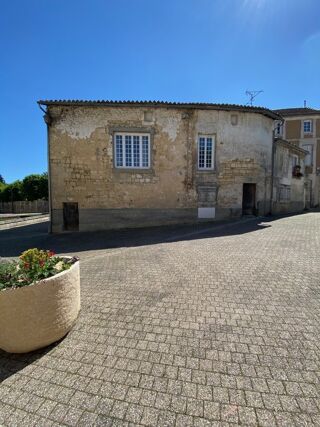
[238,406,257,425]
[157,409,176,426]
[110,400,129,420]
[245,390,264,408]
[256,408,277,427]
[170,395,187,413]
[69,390,100,412]
[1,214,320,425]
[220,403,239,423]
[154,392,171,410]
[175,413,193,426]
[37,399,58,418]
[77,410,98,426]
[203,401,220,421]
[140,406,160,426]
[274,411,295,427]
[49,403,69,422]
[62,406,84,426]
[95,414,114,427]
[96,397,114,416]
[186,397,204,417]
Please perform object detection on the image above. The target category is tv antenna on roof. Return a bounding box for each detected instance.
[245,90,264,106]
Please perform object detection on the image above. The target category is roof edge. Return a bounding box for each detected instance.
[37,99,281,120]
[275,138,309,155]
[274,107,320,117]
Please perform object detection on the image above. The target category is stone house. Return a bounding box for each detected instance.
[272,138,308,214]
[39,100,298,232]
[274,107,320,208]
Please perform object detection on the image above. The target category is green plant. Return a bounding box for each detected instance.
[0,180,24,202]
[0,172,48,202]
[22,173,48,201]
[0,262,18,291]
[0,249,79,291]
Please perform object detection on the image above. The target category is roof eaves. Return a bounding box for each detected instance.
[275,138,309,155]
[274,107,320,117]
[37,100,281,120]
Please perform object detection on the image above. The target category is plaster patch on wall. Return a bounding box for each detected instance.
[56,109,107,139]
[157,115,180,141]
[107,145,113,157]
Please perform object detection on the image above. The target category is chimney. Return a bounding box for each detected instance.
[304,100,307,108]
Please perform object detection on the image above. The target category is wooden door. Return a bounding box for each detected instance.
[242,184,256,215]
[63,202,79,231]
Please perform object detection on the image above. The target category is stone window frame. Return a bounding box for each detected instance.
[278,185,291,203]
[197,133,216,171]
[109,126,155,173]
[301,143,314,167]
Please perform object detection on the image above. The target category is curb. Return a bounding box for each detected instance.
[0,215,49,230]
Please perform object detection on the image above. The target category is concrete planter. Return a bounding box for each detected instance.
[0,259,80,353]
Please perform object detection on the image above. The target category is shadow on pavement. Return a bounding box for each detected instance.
[0,213,302,258]
[0,343,56,383]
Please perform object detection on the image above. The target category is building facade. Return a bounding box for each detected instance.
[39,100,289,232]
[272,138,308,214]
[274,107,320,208]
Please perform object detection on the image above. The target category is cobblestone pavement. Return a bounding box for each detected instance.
[0,213,320,426]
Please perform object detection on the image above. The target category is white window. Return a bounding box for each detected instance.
[114,133,150,169]
[198,135,214,170]
[279,185,291,202]
[303,120,313,134]
[302,144,313,166]
[275,121,283,137]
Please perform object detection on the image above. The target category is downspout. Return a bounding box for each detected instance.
[270,118,284,215]
[270,129,275,216]
[38,103,53,233]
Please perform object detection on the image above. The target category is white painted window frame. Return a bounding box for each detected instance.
[303,120,313,134]
[114,132,151,169]
[198,135,215,170]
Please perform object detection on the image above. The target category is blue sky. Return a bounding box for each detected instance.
[1,0,320,182]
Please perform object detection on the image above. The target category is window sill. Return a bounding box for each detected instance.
[113,168,153,174]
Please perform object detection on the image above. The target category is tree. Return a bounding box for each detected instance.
[0,181,24,202]
[0,175,5,184]
[22,173,48,201]
[0,172,48,202]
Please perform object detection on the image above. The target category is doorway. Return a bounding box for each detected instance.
[63,202,79,231]
[242,184,256,215]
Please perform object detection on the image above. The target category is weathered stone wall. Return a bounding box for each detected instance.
[48,105,274,231]
[272,141,306,214]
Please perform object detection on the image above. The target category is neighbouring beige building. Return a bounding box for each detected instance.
[39,100,306,232]
[274,107,320,208]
